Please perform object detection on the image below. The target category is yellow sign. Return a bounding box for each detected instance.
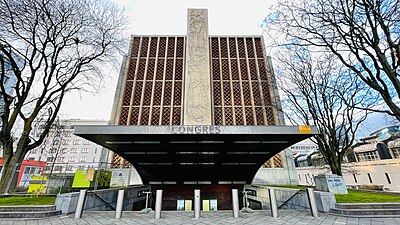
[86,167,95,181]
[202,200,209,211]
[298,125,312,134]
[27,175,47,194]
[184,200,192,211]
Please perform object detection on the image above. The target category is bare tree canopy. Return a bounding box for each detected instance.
[276,47,369,175]
[0,0,127,193]
[264,0,400,121]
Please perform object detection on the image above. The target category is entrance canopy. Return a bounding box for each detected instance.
[75,125,317,184]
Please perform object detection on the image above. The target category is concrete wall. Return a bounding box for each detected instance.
[253,167,298,186]
[244,185,335,213]
[296,158,400,191]
[55,185,150,214]
[110,168,143,187]
[253,148,299,186]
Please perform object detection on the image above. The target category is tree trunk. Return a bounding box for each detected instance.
[328,160,342,176]
[0,154,24,194]
[0,142,26,194]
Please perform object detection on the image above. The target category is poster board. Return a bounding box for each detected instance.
[177,200,185,210]
[202,200,209,211]
[184,200,192,211]
[210,199,217,211]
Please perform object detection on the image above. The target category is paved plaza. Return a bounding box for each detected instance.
[1,210,400,225]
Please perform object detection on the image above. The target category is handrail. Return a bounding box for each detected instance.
[87,191,116,210]
[277,189,304,209]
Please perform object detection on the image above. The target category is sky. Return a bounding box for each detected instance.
[61,0,273,121]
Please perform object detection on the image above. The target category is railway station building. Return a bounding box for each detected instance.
[75,9,317,210]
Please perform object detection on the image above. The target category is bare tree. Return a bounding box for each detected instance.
[277,47,369,175]
[0,0,127,193]
[264,0,400,120]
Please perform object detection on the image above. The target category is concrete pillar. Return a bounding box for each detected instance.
[268,188,278,218]
[154,190,163,219]
[232,189,239,218]
[307,188,319,218]
[194,189,201,219]
[74,189,87,219]
[115,189,124,219]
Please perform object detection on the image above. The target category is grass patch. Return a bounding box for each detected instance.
[0,196,56,206]
[273,186,400,203]
[335,190,400,203]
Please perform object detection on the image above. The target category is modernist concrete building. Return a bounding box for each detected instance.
[75,9,317,209]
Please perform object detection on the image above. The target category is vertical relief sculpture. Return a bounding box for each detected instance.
[183,9,212,125]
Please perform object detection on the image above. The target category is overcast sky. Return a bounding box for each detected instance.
[61,0,273,121]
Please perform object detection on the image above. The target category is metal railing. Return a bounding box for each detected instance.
[2,161,141,195]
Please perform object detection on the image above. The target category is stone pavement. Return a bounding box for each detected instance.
[1,210,400,225]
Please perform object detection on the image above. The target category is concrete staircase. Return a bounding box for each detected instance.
[0,205,61,218]
[331,203,400,217]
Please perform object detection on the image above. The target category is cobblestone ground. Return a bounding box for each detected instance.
[1,210,400,225]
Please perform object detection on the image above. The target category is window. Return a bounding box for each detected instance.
[73,140,80,145]
[83,140,90,145]
[67,165,73,171]
[70,148,78,153]
[61,148,68,153]
[385,173,392,184]
[50,148,57,154]
[81,148,89,153]
[2,75,9,84]
[69,157,76,162]
[94,148,97,154]
[55,166,63,171]
[392,148,400,158]
[353,174,358,183]
[79,156,87,162]
[24,167,34,174]
[27,157,35,160]
[30,149,37,154]
[57,157,65,162]
[52,139,60,145]
[46,157,54,162]
[62,140,70,145]
[367,173,373,183]
[65,132,73,137]
[78,165,85,170]
[356,151,379,162]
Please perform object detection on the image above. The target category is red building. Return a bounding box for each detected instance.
[0,158,46,187]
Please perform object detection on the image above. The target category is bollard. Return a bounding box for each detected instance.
[194,189,201,219]
[268,188,278,218]
[232,189,239,218]
[307,188,319,218]
[154,190,163,219]
[115,189,125,219]
[74,189,87,219]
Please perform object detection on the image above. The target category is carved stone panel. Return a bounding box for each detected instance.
[183,9,212,125]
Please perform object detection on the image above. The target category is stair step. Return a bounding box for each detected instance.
[336,203,400,209]
[0,210,61,218]
[0,205,56,212]
[331,208,400,216]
